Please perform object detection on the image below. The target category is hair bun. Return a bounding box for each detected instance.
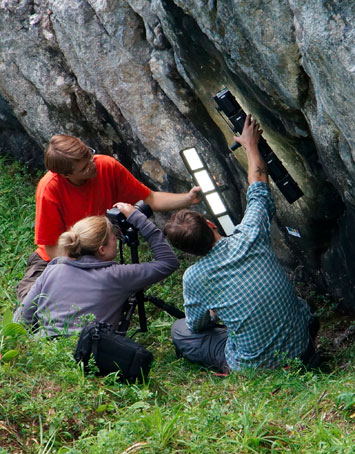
[58,230,82,258]
[58,216,111,259]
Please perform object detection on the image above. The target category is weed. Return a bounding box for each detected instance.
[0,309,28,363]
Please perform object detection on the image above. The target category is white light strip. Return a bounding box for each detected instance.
[217,215,235,236]
[193,169,216,193]
[205,192,227,215]
[180,146,236,236]
[181,147,204,171]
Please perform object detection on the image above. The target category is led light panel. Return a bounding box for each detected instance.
[194,170,215,193]
[205,192,226,215]
[181,147,204,171]
[217,215,235,236]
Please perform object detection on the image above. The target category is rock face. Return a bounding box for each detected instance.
[0,0,354,313]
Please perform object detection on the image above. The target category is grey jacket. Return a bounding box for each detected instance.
[14,210,179,336]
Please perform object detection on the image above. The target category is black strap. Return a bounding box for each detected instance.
[90,325,101,360]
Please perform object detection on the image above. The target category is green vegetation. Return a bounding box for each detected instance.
[0,155,354,453]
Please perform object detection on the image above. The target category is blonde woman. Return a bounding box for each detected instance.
[14,203,179,336]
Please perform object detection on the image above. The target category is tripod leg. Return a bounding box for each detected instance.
[136,290,148,332]
[145,295,185,319]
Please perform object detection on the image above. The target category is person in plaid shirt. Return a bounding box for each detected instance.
[165,115,319,373]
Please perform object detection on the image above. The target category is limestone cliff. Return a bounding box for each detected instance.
[0,0,354,313]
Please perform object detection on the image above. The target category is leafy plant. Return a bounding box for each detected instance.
[337,392,355,411]
[0,309,27,363]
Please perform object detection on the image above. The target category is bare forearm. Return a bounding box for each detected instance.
[144,189,200,211]
[233,114,268,185]
[246,145,268,185]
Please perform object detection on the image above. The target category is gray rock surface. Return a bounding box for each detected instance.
[0,0,354,313]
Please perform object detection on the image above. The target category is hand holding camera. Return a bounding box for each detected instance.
[113,202,135,218]
[106,200,153,236]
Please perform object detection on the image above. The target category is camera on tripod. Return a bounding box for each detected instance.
[106,200,153,242]
[214,88,303,204]
[105,200,184,335]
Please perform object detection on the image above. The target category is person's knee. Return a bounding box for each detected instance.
[172,328,202,362]
[171,318,200,355]
[16,253,47,302]
[171,319,228,372]
[171,318,190,340]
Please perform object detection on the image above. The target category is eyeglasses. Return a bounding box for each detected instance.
[81,147,96,174]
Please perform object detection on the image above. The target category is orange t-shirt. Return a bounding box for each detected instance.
[35,155,151,261]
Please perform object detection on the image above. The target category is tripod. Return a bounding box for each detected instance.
[115,226,185,337]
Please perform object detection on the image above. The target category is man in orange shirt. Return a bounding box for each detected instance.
[17,134,200,301]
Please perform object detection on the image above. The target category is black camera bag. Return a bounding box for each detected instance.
[74,322,153,383]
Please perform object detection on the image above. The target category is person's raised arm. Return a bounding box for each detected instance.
[233,114,268,185]
[233,114,275,237]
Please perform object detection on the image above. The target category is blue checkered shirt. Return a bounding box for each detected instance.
[183,182,311,370]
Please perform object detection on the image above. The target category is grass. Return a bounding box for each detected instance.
[0,155,354,453]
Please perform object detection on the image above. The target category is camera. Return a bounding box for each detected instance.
[214,88,303,204]
[106,200,153,234]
